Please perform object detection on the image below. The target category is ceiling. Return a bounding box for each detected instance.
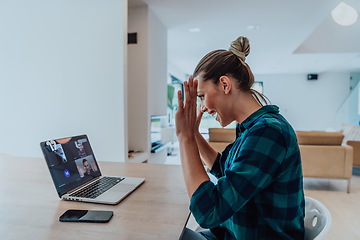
[129,0,360,76]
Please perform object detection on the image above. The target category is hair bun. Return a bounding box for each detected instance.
[229,36,250,62]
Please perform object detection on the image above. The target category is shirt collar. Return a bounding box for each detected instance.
[236,105,279,136]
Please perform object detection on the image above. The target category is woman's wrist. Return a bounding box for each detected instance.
[177,133,196,143]
[194,131,203,141]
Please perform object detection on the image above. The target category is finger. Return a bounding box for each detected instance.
[187,78,197,103]
[189,80,197,103]
[177,90,183,109]
[187,77,194,96]
[188,77,194,89]
[192,79,198,99]
[184,81,191,105]
[189,83,198,123]
[184,80,197,124]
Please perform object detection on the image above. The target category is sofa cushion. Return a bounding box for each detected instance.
[208,128,236,143]
[299,145,352,179]
[296,131,344,145]
[208,142,229,153]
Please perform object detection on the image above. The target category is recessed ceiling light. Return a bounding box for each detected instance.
[247,25,260,30]
[189,28,201,33]
[331,2,358,26]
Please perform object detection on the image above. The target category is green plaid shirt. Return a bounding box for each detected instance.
[190,105,305,240]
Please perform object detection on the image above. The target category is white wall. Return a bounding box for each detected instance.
[256,72,350,131]
[148,8,168,116]
[0,0,128,162]
[168,61,188,83]
[128,6,167,153]
[336,72,360,126]
[128,6,149,152]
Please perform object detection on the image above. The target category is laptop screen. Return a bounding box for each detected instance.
[40,135,101,197]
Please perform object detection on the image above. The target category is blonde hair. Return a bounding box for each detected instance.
[193,36,269,106]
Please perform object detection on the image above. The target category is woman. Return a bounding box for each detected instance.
[176,36,304,240]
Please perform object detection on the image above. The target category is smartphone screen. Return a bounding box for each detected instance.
[59,209,113,223]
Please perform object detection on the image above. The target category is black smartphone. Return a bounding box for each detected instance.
[59,209,113,223]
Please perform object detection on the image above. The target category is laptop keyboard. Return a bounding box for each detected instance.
[70,176,125,199]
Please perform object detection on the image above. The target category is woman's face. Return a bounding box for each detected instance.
[196,76,234,127]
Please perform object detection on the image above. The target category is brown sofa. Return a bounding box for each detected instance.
[208,128,354,193]
[296,131,353,193]
[347,141,360,166]
[207,128,236,153]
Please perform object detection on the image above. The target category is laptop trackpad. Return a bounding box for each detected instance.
[115,184,138,193]
[95,184,138,204]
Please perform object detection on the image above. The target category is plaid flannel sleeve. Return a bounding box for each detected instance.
[209,142,234,179]
[190,125,288,228]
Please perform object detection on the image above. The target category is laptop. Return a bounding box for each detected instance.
[40,134,145,205]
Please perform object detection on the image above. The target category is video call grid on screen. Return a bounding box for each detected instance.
[42,135,101,196]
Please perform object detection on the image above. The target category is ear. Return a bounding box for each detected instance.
[219,76,232,94]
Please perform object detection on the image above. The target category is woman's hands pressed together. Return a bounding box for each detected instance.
[175,77,199,139]
[175,77,210,197]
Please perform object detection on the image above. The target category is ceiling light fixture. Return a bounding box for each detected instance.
[247,25,260,30]
[331,2,358,26]
[189,28,200,33]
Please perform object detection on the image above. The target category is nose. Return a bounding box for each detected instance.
[199,102,208,113]
[201,106,208,112]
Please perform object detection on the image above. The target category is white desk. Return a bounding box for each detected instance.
[0,154,190,240]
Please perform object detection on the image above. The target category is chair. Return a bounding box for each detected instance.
[304,196,332,240]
